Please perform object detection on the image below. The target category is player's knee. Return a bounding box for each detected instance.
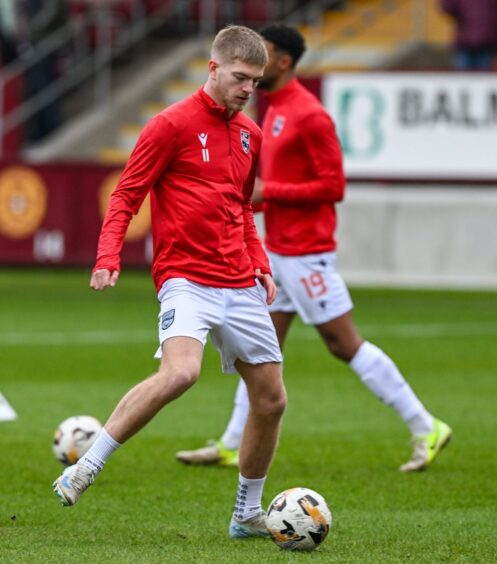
[329,343,348,361]
[326,337,359,362]
[155,365,199,397]
[273,389,287,418]
[254,386,287,419]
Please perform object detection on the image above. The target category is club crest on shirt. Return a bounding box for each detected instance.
[272,115,286,137]
[240,130,250,154]
[161,309,175,330]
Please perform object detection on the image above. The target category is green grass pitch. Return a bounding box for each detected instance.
[1,268,496,562]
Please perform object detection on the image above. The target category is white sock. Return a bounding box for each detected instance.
[221,379,249,450]
[407,412,434,436]
[350,341,433,435]
[79,428,121,474]
[233,474,266,521]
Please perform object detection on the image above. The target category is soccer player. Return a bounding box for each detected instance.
[53,25,287,538]
[176,24,452,473]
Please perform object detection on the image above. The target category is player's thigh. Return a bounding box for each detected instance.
[271,252,353,325]
[158,336,204,384]
[270,311,295,348]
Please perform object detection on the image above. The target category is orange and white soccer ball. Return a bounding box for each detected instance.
[266,487,332,551]
[52,415,102,466]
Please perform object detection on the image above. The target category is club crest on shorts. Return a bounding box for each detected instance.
[272,115,286,137]
[240,130,250,154]
[161,309,175,330]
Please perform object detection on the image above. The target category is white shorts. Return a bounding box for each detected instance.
[267,251,353,325]
[154,278,282,374]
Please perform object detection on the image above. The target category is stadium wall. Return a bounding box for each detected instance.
[336,184,497,289]
[1,164,496,289]
[0,162,151,266]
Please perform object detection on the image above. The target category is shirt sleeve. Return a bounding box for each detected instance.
[94,115,177,272]
[242,150,272,275]
[263,110,345,206]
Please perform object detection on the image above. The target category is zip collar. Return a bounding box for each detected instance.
[196,87,237,121]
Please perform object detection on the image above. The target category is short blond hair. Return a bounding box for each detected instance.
[211,25,268,66]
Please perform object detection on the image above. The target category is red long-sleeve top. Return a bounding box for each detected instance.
[261,78,346,256]
[94,88,270,291]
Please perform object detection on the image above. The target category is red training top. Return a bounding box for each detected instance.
[261,78,346,256]
[94,88,270,292]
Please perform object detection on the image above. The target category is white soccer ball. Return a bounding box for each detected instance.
[266,487,332,552]
[52,415,102,466]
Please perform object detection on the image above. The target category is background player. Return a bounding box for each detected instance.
[53,25,287,539]
[176,24,452,474]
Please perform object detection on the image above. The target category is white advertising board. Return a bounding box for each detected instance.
[323,72,497,179]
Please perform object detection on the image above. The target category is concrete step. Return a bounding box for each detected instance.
[184,58,209,84]
[162,79,201,105]
[98,146,130,164]
[118,123,142,152]
[140,102,166,124]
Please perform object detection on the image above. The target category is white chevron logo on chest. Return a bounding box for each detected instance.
[198,133,208,147]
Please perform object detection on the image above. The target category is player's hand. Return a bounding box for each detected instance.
[255,268,277,305]
[252,177,264,204]
[90,269,119,291]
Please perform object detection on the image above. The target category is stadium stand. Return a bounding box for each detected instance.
[107,0,452,163]
[6,1,301,162]
[298,0,453,73]
[5,0,450,164]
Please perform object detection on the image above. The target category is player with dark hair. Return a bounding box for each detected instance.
[53,25,286,539]
[176,24,452,473]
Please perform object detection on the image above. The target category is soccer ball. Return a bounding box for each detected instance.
[52,415,102,466]
[266,487,332,551]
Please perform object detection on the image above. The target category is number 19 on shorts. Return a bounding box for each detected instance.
[300,272,328,299]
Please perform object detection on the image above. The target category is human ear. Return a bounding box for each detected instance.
[208,59,219,79]
[279,53,293,71]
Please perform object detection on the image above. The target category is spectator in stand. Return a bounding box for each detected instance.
[440,0,497,71]
[0,0,19,64]
[19,0,68,139]
[0,0,23,155]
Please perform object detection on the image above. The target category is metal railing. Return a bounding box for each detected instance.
[0,0,312,158]
[0,1,198,158]
[2,0,435,159]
